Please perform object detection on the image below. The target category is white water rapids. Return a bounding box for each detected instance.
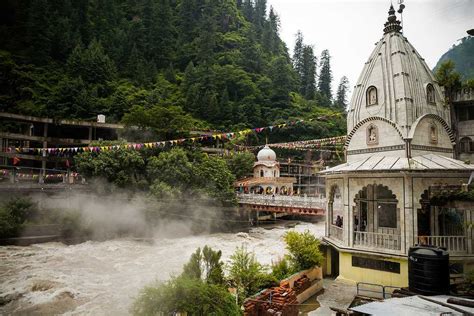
[0,221,325,315]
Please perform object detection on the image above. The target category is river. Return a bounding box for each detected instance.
[0,221,325,315]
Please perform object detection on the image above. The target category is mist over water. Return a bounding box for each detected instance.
[1,216,324,315]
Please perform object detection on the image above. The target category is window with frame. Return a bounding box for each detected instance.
[426,84,435,104]
[366,86,378,106]
[460,137,472,153]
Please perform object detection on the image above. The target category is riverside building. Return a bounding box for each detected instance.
[321,5,474,287]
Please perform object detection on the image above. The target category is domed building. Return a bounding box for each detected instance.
[321,6,474,287]
[235,145,296,195]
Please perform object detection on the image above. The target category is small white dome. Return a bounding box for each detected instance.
[257,145,276,161]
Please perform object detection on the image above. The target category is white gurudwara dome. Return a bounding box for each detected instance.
[257,145,277,162]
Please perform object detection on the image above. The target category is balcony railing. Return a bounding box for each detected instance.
[354,231,401,250]
[417,236,467,254]
[329,224,343,241]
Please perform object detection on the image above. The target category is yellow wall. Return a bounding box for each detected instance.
[337,251,408,288]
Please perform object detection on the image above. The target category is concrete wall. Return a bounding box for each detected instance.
[337,251,409,288]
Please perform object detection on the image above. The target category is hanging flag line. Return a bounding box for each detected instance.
[12,113,343,155]
[235,135,347,151]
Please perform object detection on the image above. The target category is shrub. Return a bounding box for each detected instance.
[283,230,324,271]
[227,245,275,304]
[271,257,293,280]
[132,277,240,316]
[0,198,35,238]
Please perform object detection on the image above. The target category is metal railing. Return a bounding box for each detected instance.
[354,231,401,250]
[417,235,467,253]
[357,282,400,299]
[236,193,326,209]
[329,224,343,241]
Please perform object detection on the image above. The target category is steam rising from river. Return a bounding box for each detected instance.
[31,191,234,239]
[1,190,325,314]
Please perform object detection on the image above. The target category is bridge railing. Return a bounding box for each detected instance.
[236,193,326,209]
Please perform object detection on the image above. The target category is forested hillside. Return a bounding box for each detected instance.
[434,36,474,80]
[0,0,346,141]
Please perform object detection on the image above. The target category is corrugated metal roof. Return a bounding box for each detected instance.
[321,154,474,174]
[350,295,474,315]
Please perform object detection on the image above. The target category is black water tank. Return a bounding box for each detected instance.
[408,246,450,295]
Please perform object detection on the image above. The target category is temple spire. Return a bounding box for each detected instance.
[383,4,402,34]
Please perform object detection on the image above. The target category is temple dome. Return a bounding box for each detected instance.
[257,145,276,161]
[346,5,449,137]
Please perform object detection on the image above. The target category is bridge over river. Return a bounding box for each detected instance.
[237,193,326,218]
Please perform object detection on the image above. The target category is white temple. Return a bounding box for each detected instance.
[321,5,474,287]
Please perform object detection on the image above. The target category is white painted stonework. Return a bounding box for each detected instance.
[322,5,474,274]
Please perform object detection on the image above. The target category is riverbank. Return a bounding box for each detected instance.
[0,221,325,315]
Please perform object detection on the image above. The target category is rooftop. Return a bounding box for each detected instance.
[321,154,474,174]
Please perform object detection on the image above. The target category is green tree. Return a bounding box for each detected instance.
[318,49,333,101]
[301,45,317,99]
[283,230,324,271]
[227,245,276,304]
[182,246,225,286]
[74,142,145,188]
[146,147,194,190]
[67,39,117,85]
[335,76,349,110]
[227,151,255,180]
[293,30,305,81]
[132,277,240,316]
[0,198,35,238]
[435,60,462,102]
[122,104,197,140]
[269,56,294,109]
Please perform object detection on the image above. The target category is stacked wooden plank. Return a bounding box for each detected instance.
[244,285,299,316]
[293,274,311,295]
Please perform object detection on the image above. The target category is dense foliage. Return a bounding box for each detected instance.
[283,230,324,271]
[434,36,474,81]
[132,245,240,315]
[0,198,35,237]
[227,245,278,304]
[182,246,225,285]
[0,0,346,142]
[75,144,237,202]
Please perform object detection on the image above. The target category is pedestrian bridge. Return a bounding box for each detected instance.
[236,193,326,216]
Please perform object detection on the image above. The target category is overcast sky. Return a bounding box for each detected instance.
[267,0,473,99]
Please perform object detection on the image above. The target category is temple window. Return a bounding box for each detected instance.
[426,83,435,104]
[460,137,473,153]
[366,86,378,106]
[366,124,378,145]
[260,170,264,177]
[429,124,438,144]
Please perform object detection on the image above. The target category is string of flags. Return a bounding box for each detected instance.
[236,135,347,151]
[10,114,343,156]
[0,169,80,179]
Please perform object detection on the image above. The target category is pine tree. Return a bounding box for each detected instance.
[293,30,304,79]
[26,0,53,64]
[269,56,293,109]
[301,45,317,99]
[335,76,349,110]
[318,49,332,100]
[262,7,279,54]
[242,0,254,22]
[254,0,267,33]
